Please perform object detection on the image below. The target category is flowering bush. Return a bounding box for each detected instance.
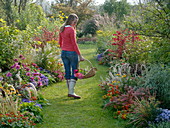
[2,55,49,88]
[0,112,36,128]
[96,29,144,66]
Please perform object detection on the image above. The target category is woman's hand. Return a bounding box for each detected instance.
[79,55,85,61]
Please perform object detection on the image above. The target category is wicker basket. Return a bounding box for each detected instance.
[78,59,97,79]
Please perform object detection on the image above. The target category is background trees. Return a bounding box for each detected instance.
[102,0,131,22]
[124,0,170,64]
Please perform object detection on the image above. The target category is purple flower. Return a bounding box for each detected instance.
[0,77,3,81]
[14,59,18,62]
[6,72,12,77]
[30,77,34,81]
[22,64,26,68]
[26,72,31,76]
[19,55,24,58]
[10,65,15,69]
[35,103,42,108]
[38,81,43,87]
[22,98,33,103]
[32,63,37,67]
[33,72,40,76]
[16,65,20,70]
[25,67,30,71]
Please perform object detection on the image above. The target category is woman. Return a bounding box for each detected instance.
[59,14,85,99]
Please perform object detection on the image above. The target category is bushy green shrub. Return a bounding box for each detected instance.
[82,19,99,37]
[0,19,26,71]
[141,64,170,109]
[149,121,170,128]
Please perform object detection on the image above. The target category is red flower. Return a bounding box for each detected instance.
[117,111,121,115]
[112,43,117,45]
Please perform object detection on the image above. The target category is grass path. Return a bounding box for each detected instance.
[35,44,126,128]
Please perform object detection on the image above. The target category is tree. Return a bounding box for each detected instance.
[51,0,95,24]
[102,0,131,21]
[124,0,170,64]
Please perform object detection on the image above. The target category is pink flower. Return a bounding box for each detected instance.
[25,67,30,71]
[74,69,79,73]
[16,65,20,70]
[74,73,84,79]
[38,81,43,86]
[26,72,31,76]
[6,72,12,77]
[32,63,37,67]
[14,59,18,62]
[19,55,24,58]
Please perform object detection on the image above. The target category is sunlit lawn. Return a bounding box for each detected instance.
[35,43,127,128]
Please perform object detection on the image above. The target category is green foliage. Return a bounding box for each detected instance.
[0,111,37,128]
[149,121,170,128]
[102,0,131,21]
[124,1,170,64]
[96,29,115,54]
[127,97,160,128]
[140,64,170,109]
[0,19,26,71]
[13,3,48,30]
[52,0,95,24]
[19,102,43,123]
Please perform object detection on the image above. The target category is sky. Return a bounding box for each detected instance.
[46,0,137,5]
[95,0,137,5]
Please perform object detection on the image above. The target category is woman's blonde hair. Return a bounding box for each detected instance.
[60,13,79,32]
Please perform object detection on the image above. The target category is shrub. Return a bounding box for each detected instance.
[82,19,99,37]
[127,97,161,128]
[141,64,170,109]
[149,121,170,128]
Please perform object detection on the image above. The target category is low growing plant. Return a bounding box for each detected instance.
[127,96,161,128]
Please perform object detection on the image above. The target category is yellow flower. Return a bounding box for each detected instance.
[37,26,42,29]
[10,88,15,91]
[47,41,51,43]
[96,30,103,34]
[59,16,64,19]
[112,81,116,83]
[62,13,64,15]
[37,41,42,45]
[122,75,126,77]
[116,74,120,76]
[16,20,20,23]
[15,29,20,33]
[51,16,54,18]
[59,11,62,13]
[0,18,6,23]
[18,94,21,96]
[12,91,16,94]
[65,16,68,19]
[102,95,107,99]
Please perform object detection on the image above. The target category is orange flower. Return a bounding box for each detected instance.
[31,96,37,101]
[117,111,121,115]
[1,122,5,125]
[115,91,119,94]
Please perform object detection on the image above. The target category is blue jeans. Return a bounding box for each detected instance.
[61,50,78,80]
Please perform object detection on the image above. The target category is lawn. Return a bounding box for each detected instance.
[35,43,127,128]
